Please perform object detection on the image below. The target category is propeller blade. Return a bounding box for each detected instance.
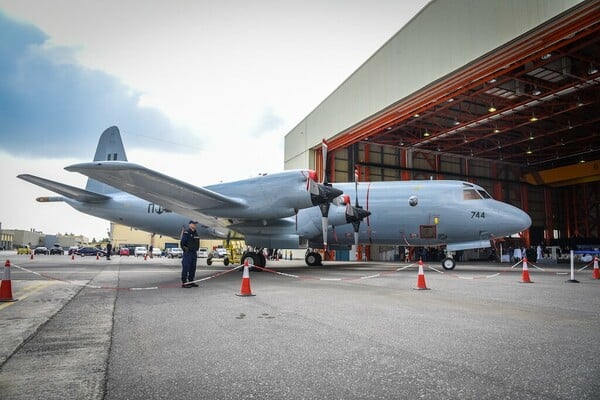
[321,216,328,249]
[322,139,329,185]
[319,203,331,249]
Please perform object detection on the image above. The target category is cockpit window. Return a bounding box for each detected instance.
[478,189,492,199]
[463,189,481,200]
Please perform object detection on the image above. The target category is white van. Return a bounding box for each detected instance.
[134,247,147,257]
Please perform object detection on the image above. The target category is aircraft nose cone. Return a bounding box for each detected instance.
[503,203,532,233]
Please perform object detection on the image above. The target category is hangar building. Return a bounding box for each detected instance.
[284,0,599,260]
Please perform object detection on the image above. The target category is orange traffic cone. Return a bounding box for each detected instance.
[593,256,600,280]
[71,254,75,261]
[414,259,429,290]
[520,257,533,283]
[30,252,34,260]
[96,252,100,260]
[1,260,17,302]
[144,254,147,261]
[236,260,255,297]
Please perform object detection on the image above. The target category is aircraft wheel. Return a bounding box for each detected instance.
[441,257,456,270]
[206,258,213,266]
[305,252,321,267]
[242,252,260,269]
[223,257,230,266]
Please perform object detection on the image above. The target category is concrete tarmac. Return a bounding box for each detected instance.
[0,252,599,399]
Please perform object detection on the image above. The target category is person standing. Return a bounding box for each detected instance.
[180,220,200,288]
[106,242,112,260]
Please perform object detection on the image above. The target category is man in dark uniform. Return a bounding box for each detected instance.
[180,220,200,288]
[106,242,112,260]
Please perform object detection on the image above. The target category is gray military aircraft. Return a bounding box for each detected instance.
[18,126,531,269]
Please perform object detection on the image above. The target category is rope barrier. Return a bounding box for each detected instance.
[10,262,243,291]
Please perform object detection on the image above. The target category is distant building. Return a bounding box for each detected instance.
[0,222,13,250]
[0,228,88,249]
[3,229,43,249]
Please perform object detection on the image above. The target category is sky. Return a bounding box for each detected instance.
[0,0,429,241]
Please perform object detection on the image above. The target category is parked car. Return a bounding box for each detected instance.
[119,247,130,256]
[134,247,147,257]
[152,247,162,257]
[167,248,183,258]
[212,248,228,258]
[68,246,79,255]
[76,247,106,257]
[197,247,209,258]
[34,246,49,255]
[50,244,64,255]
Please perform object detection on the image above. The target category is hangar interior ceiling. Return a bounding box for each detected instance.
[374,30,599,171]
[325,2,599,181]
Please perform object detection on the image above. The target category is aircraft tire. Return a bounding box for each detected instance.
[305,252,321,267]
[207,257,213,266]
[242,252,260,269]
[223,257,230,266]
[441,257,456,270]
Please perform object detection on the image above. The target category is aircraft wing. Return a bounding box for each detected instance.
[65,161,247,214]
[17,174,110,203]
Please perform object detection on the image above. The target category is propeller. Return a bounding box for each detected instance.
[305,139,343,250]
[344,167,371,247]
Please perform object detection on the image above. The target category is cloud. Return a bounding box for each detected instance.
[250,107,285,138]
[0,10,191,159]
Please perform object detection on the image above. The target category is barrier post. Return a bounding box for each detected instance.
[567,250,579,283]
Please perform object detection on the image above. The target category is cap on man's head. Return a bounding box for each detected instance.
[188,220,199,224]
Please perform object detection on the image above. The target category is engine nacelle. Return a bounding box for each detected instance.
[207,170,342,220]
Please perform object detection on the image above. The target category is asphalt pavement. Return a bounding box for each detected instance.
[0,253,599,399]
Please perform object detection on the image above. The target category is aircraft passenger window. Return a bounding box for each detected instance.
[463,189,481,200]
[478,190,492,199]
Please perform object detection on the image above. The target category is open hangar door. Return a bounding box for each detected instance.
[315,3,599,256]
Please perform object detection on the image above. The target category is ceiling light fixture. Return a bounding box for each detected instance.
[568,120,573,129]
[447,98,454,102]
[488,104,496,112]
[588,63,598,75]
[488,78,497,83]
[529,132,535,140]
[576,97,584,107]
[423,130,430,137]
[541,53,552,60]
[526,147,533,155]
[494,125,500,133]
[414,113,420,118]
[532,86,541,96]
[453,118,460,126]
[530,113,538,122]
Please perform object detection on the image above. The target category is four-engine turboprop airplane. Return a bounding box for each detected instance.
[18,126,531,270]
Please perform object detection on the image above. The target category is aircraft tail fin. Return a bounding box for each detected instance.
[17,174,110,203]
[85,126,128,194]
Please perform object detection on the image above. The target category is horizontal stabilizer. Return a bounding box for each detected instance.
[65,161,246,214]
[17,174,110,203]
